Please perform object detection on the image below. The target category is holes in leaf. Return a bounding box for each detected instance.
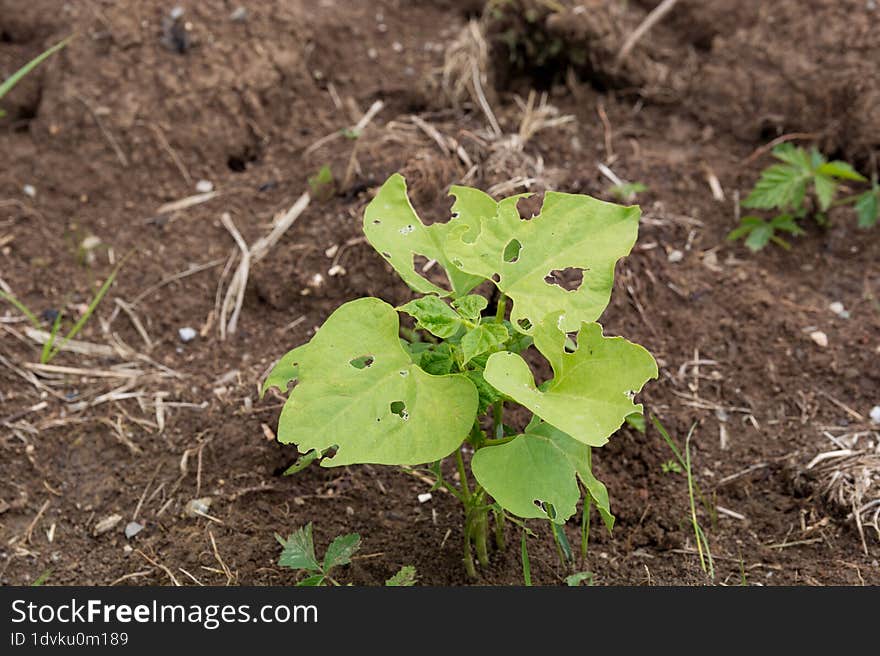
[372,219,382,225]
[398,224,415,235]
[503,239,522,263]
[382,252,392,259]
[491,273,501,284]
[413,253,452,291]
[390,400,409,420]
[564,333,578,353]
[399,370,409,376]
[349,355,375,369]
[544,267,584,292]
[517,317,532,331]
[516,194,543,220]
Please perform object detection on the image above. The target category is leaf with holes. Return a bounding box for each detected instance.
[445,191,640,333]
[472,418,613,526]
[483,314,657,447]
[363,174,495,297]
[266,297,478,466]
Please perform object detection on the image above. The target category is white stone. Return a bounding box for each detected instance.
[195,180,214,193]
[417,493,432,504]
[870,405,880,425]
[22,184,36,198]
[809,330,828,347]
[178,326,197,342]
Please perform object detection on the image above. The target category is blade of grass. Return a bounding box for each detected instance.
[40,311,64,364]
[685,425,714,579]
[580,492,592,560]
[47,265,119,362]
[0,290,41,329]
[520,530,532,586]
[0,37,71,101]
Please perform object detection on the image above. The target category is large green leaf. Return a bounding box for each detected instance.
[483,314,657,447]
[363,175,493,297]
[267,298,478,466]
[445,191,640,333]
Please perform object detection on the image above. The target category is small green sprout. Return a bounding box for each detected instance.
[307,164,336,202]
[0,37,71,117]
[608,182,647,203]
[661,459,683,475]
[276,524,416,586]
[730,143,876,251]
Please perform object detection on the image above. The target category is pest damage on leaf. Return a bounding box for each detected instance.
[267,173,655,577]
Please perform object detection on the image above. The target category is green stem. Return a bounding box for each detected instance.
[471,491,490,567]
[455,447,471,500]
[483,435,516,446]
[492,400,504,439]
[493,506,506,550]
[495,294,507,322]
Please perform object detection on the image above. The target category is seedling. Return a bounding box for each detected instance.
[307,164,335,202]
[652,416,714,580]
[276,524,416,586]
[264,174,657,577]
[0,37,70,117]
[661,459,682,475]
[0,264,120,364]
[608,182,647,203]
[729,144,876,251]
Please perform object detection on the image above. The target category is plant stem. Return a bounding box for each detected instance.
[492,400,504,439]
[495,293,507,322]
[455,447,471,500]
[472,491,489,566]
[493,506,506,550]
[482,435,516,446]
[463,522,477,578]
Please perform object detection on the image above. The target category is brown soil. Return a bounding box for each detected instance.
[1,0,878,587]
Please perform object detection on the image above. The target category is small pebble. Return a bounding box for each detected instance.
[196,179,214,193]
[184,497,212,517]
[124,521,144,539]
[93,514,122,536]
[392,41,403,52]
[870,405,880,425]
[809,330,828,347]
[829,301,850,319]
[178,326,197,342]
[22,184,36,198]
[667,249,684,263]
[417,492,432,503]
[230,6,248,21]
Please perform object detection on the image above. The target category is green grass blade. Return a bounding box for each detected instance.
[580,493,592,560]
[40,311,64,364]
[0,289,41,329]
[651,414,685,469]
[520,530,532,586]
[48,265,118,362]
[0,37,71,101]
[31,569,52,586]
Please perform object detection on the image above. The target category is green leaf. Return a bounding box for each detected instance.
[323,533,361,572]
[460,322,509,364]
[385,565,418,586]
[0,37,70,101]
[813,174,836,211]
[446,191,640,334]
[308,164,336,201]
[473,418,614,525]
[624,412,646,433]
[743,163,807,210]
[816,161,866,182]
[483,314,657,447]
[275,298,478,466]
[262,348,301,397]
[744,223,773,251]
[769,214,804,235]
[398,295,462,338]
[296,574,326,587]
[452,294,488,323]
[855,189,878,228]
[363,174,489,297]
[278,524,320,572]
[565,571,594,586]
[464,369,503,415]
[771,143,812,169]
[417,343,456,375]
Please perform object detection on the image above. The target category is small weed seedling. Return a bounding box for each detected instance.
[608,181,647,203]
[0,38,70,117]
[652,416,714,580]
[0,264,120,364]
[729,144,878,251]
[277,524,416,586]
[264,174,657,577]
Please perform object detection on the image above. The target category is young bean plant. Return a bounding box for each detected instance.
[263,174,657,577]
